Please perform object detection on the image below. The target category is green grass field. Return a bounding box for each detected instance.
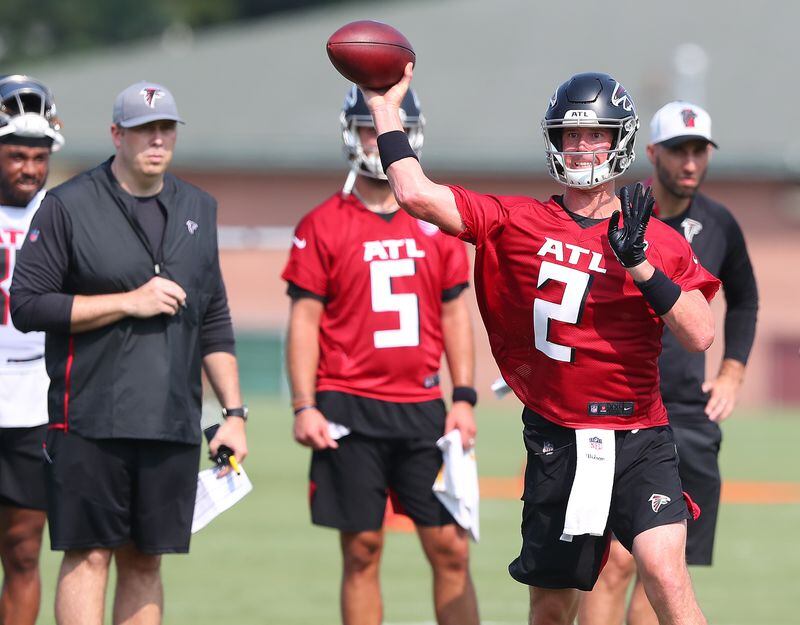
[34,399,800,624]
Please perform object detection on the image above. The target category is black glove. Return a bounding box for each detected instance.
[608,182,655,268]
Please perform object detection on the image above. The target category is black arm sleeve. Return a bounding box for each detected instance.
[200,250,235,357]
[717,216,759,364]
[9,195,74,333]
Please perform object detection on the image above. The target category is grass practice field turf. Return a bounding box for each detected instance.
[33,398,800,624]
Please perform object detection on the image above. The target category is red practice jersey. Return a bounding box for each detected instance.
[282,192,470,403]
[449,185,720,430]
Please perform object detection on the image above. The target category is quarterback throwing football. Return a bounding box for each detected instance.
[361,66,719,625]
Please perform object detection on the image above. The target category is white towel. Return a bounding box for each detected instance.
[433,430,480,542]
[560,429,615,542]
[327,421,351,440]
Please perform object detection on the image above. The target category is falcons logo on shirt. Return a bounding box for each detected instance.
[649,493,671,513]
[680,218,703,243]
[140,88,164,109]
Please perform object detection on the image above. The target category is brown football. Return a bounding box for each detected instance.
[326,20,415,89]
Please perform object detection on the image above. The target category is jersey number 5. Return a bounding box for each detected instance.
[533,261,593,362]
[370,259,419,348]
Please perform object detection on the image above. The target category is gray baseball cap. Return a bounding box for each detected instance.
[112,80,185,128]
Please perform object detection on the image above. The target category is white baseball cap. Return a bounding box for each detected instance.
[649,101,717,148]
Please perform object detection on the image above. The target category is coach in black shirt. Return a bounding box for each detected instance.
[580,102,758,625]
[10,81,248,625]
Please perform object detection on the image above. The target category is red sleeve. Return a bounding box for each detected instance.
[448,185,509,246]
[438,234,470,291]
[280,210,332,298]
[651,223,720,302]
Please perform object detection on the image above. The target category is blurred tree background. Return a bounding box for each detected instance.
[0,0,355,63]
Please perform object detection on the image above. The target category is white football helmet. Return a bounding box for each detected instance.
[0,74,65,151]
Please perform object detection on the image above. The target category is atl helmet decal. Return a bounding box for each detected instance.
[610,82,634,112]
[140,88,164,109]
[681,108,697,127]
[680,217,703,243]
[649,493,671,513]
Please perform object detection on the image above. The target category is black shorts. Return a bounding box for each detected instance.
[672,419,722,565]
[508,410,691,591]
[310,394,453,532]
[44,430,200,554]
[0,425,48,510]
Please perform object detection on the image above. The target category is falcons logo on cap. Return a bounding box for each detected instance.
[681,108,697,128]
[140,88,164,109]
[649,494,671,513]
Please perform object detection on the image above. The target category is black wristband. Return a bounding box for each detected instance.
[377,130,418,173]
[452,386,478,407]
[635,269,681,316]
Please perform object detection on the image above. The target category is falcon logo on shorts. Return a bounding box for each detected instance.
[681,108,697,128]
[185,220,198,234]
[141,87,164,109]
[649,493,671,513]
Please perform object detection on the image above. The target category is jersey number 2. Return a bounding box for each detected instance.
[370,259,419,348]
[533,261,592,362]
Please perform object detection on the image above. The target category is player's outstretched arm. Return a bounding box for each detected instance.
[361,64,464,235]
[609,183,714,353]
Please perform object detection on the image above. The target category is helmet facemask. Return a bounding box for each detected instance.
[340,112,424,181]
[542,115,638,189]
[0,75,65,151]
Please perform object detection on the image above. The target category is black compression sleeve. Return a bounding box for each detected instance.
[9,195,74,333]
[200,256,235,356]
[718,217,759,364]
